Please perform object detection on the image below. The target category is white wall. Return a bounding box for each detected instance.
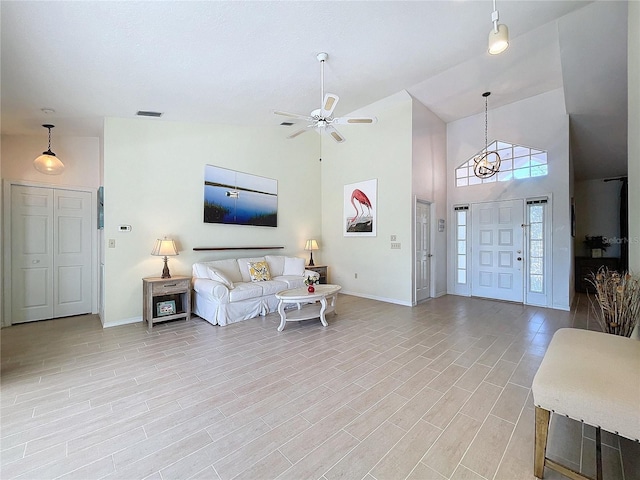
[629,1,640,274]
[320,91,414,305]
[411,96,448,298]
[574,179,623,258]
[102,117,320,326]
[0,136,3,327]
[446,89,571,310]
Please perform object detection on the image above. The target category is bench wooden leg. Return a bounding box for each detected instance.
[535,406,551,479]
[595,427,602,480]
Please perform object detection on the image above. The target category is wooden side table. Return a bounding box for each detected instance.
[142,276,191,329]
[306,265,328,284]
[574,257,620,293]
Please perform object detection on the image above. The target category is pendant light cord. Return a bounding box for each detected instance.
[484,94,489,152]
[48,126,52,151]
[320,58,325,108]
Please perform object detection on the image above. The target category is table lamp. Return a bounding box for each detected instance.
[304,239,319,266]
[151,237,179,278]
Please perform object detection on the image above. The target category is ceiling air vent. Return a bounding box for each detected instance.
[136,111,163,117]
[280,122,294,126]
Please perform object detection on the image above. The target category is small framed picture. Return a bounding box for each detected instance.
[156,300,176,316]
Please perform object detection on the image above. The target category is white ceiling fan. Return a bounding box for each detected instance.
[274,52,377,143]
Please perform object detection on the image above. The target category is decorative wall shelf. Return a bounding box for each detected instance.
[193,246,285,251]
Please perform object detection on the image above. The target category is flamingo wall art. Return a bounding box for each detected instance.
[344,179,377,237]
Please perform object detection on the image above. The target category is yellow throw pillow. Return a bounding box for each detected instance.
[248,261,271,282]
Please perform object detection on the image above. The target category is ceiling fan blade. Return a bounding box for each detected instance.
[332,116,378,125]
[273,110,314,122]
[286,129,309,139]
[325,125,346,143]
[320,93,339,118]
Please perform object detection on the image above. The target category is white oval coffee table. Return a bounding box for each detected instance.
[275,284,342,331]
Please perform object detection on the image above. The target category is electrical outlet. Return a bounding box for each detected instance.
[354,273,358,279]
[391,242,401,249]
[390,235,397,241]
[108,239,116,248]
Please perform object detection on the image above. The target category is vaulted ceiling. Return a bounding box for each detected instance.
[1,1,629,180]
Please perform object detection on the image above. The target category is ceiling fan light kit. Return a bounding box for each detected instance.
[33,124,65,175]
[274,52,377,143]
[488,0,509,55]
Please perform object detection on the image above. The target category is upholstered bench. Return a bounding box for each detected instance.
[531,328,640,480]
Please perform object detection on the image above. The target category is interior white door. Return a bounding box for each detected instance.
[415,200,431,302]
[11,186,55,322]
[471,199,524,302]
[53,189,92,318]
[11,185,92,323]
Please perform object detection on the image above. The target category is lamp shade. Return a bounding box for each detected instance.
[305,239,319,251]
[488,23,509,55]
[151,238,179,257]
[33,153,65,175]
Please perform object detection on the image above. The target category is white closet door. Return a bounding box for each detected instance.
[11,185,92,323]
[53,189,92,318]
[11,186,54,322]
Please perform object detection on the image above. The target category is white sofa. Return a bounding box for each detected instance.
[192,255,318,326]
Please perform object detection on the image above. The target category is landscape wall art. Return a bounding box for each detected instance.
[204,165,278,227]
[344,178,377,237]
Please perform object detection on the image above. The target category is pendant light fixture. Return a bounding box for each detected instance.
[473,92,501,179]
[33,124,64,175]
[488,0,509,55]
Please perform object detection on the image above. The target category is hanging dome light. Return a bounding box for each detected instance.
[33,124,64,175]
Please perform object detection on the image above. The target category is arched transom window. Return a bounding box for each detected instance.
[455,141,548,187]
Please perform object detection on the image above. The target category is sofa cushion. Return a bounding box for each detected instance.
[228,282,264,302]
[248,261,271,282]
[192,262,210,279]
[237,257,267,282]
[258,280,289,295]
[207,266,235,289]
[273,275,306,289]
[265,255,285,277]
[283,256,305,276]
[193,259,243,283]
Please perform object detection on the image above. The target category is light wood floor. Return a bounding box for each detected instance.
[1,294,638,480]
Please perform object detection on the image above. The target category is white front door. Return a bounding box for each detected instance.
[471,199,524,302]
[415,200,431,303]
[11,185,92,323]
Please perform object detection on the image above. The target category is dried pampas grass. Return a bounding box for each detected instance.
[588,267,640,337]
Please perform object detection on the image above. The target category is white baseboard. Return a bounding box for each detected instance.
[339,290,412,307]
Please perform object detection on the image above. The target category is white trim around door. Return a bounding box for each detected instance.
[452,196,552,308]
[414,199,432,304]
